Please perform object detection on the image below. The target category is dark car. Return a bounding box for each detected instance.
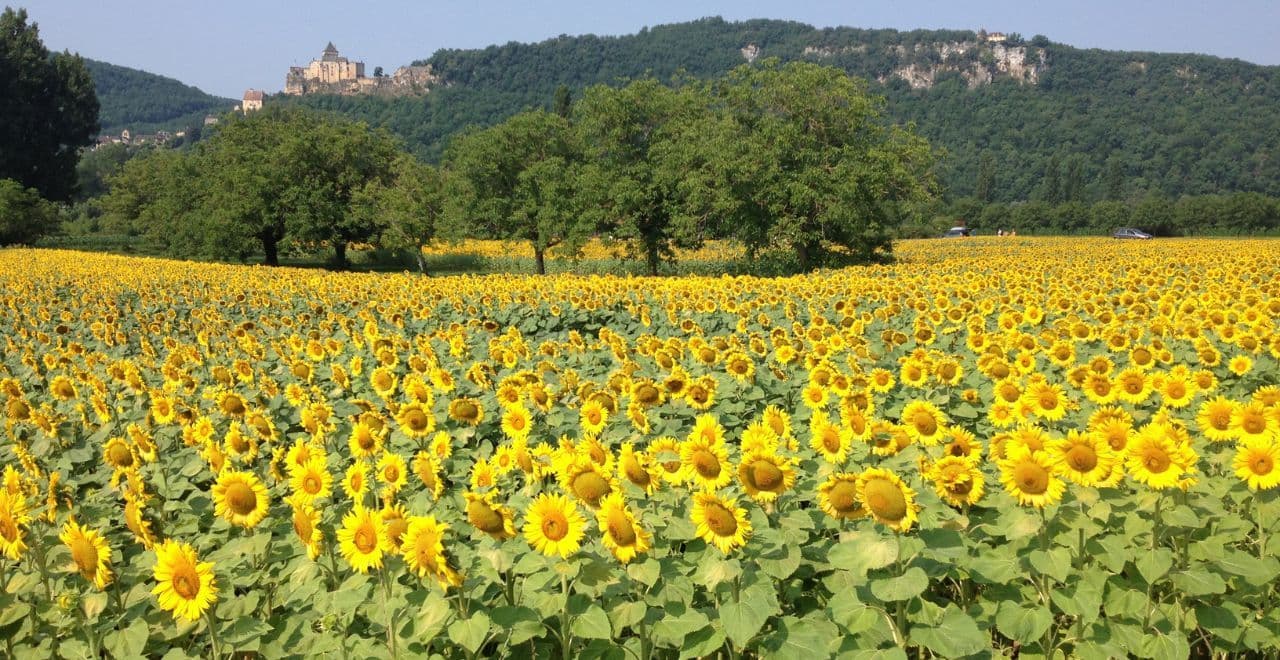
[1112,227,1152,239]
[942,227,971,238]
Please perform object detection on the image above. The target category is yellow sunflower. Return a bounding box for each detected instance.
[60,521,113,589]
[523,493,586,558]
[369,367,398,398]
[102,437,137,472]
[1232,401,1277,442]
[342,461,371,502]
[618,443,660,495]
[596,492,652,564]
[211,470,270,529]
[402,515,463,589]
[380,502,410,554]
[288,457,332,504]
[501,403,534,443]
[680,430,732,490]
[1233,438,1280,490]
[810,412,853,464]
[448,397,484,426]
[376,452,408,497]
[1022,381,1069,422]
[464,490,516,540]
[1197,396,1240,442]
[691,491,751,554]
[337,505,387,573]
[998,447,1065,508]
[347,421,384,459]
[737,450,797,503]
[817,473,866,520]
[1159,374,1196,409]
[412,451,445,499]
[1114,368,1152,404]
[395,402,436,438]
[900,400,947,445]
[856,468,920,532]
[648,437,686,485]
[941,427,983,462]
[151,539,218,623]
[579,399,608,438]
[761,405,793,441]
[289,498,324,560]
[926,457,985,507]
[561,456,616,508]
[1049,430,1116,487]
[1126,423,1198,490]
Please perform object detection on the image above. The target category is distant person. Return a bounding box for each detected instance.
[997,229,1004,237]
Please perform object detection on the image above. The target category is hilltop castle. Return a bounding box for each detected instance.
[284,43,438,96]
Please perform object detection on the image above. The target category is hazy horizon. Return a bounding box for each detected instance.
[15,0,1280,98]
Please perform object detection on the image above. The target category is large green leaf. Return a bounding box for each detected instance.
[828,531,899,576]
[1134,547,1173,584]
[103,618,150,659]
[870,567,928,602]
[911,607,987,657]
[571,604,613,640]
[995,602,1052,645]
[448,612,492,654]
[721,586,779,649]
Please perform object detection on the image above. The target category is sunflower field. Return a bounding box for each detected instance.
[1,238,1279,659]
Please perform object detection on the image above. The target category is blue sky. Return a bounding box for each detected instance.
[17,1,1280,98]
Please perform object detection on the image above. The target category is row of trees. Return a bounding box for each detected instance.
[926,192,1280,237]
[105,60,938,273]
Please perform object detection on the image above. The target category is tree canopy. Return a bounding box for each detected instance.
[0,7,99,202]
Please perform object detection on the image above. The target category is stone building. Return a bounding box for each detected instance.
[285,43,366,95]
[283,42,438,96]
[242,89,264,113]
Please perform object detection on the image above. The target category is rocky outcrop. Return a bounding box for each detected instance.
[868,40,1045,89]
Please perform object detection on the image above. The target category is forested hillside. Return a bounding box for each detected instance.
[288,17,1280,201]
[85,59,234,134]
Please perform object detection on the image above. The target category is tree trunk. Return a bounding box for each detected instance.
[414,244,427,275]
[534,247,546,275]
[333,241,348,270]
[795,241,811,273]
[645,242,660,277]
[263,237,279,267]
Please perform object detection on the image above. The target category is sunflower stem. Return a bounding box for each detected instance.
[639,614,652,660]
[1257,492,1267,560]
[560,572,573,660]
[1151,494,1162,551]
[32,536,52,603]
[381,567,399,659]
[204,610,223,660]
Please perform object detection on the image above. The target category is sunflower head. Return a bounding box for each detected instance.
[212,470,270,529]
[596,493,651,564]
[691,491,751,554]
[337,505,387,573]
[857,468,919,532]
[151,540,218,622]
[523,493,586,558]
[464,490,515,540]
[1233,438,1280,491]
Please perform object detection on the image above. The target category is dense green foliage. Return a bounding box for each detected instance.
[921,193,1280,238]
[101,107,401,267]
[0,178,60,245]
[287,17,1280,202]
[103,64,938,274]
[84,59,234,134]
[0,7,99,202]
